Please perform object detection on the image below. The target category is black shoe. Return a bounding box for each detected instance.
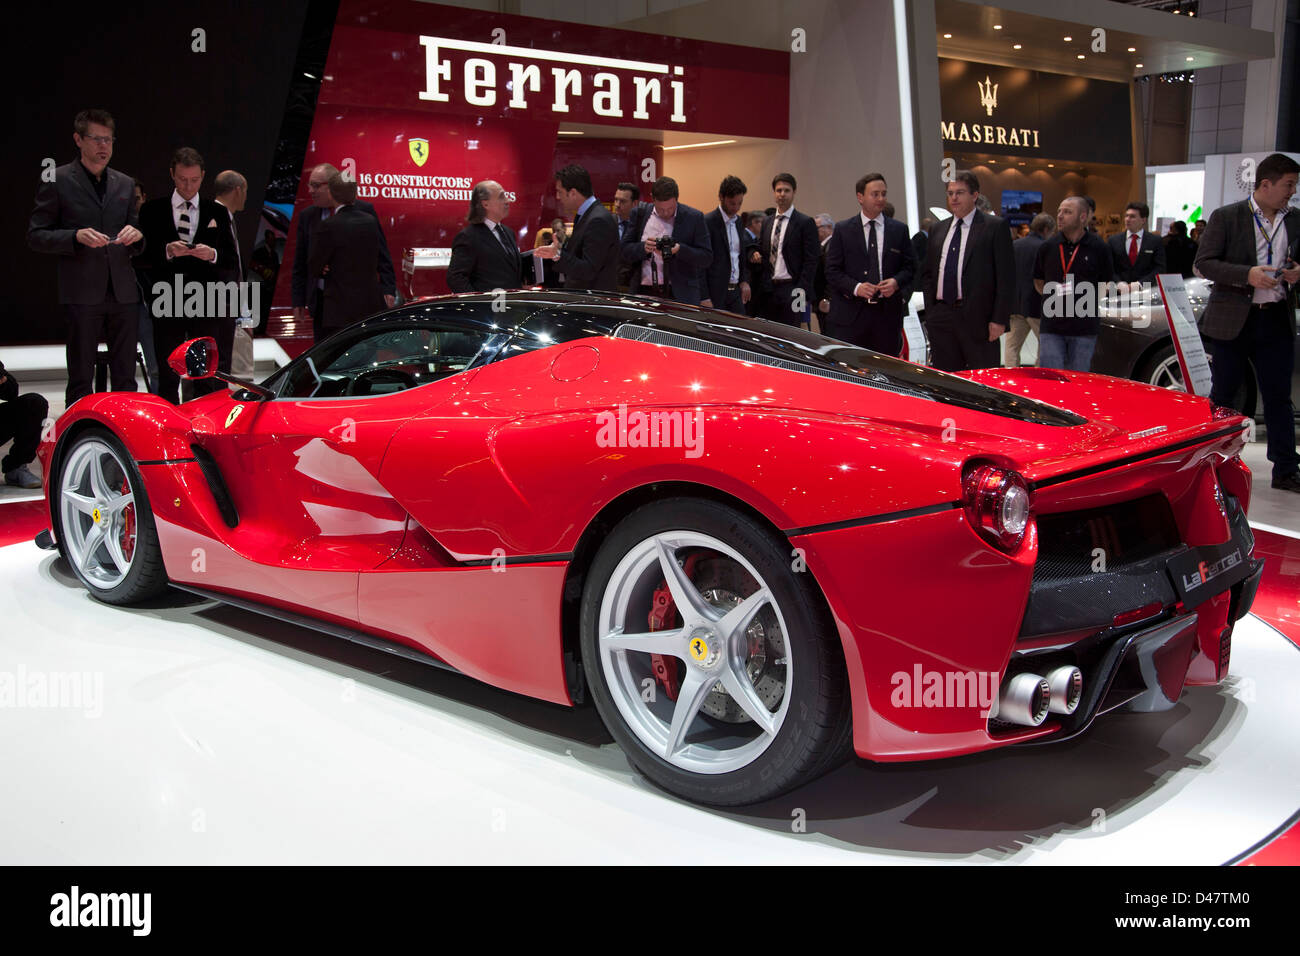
[1271,472,1300,493]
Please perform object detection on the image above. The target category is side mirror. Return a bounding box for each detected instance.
[168,337,218,380]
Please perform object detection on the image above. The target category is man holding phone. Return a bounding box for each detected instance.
[139,147,237,403]
[28,109,145,408]
[1196,152,1300,492]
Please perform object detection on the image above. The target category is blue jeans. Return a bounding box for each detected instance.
[1038,333,1096,372]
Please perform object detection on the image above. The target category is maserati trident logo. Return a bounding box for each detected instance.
[978,76,998,116]
[409,138,429,167]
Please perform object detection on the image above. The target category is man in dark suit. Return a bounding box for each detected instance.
[622,176,712,305]
[920,170,1016,371]
[743,212,766,316]
[1108,201,1166,286]
[909,217,935,295]
[28,109,145,407]
[613,182,644,291]
[138,147,239,403]
[307,175,388,338]
[812,213,834,332]
[447,180,529,293]
[1164,221,1197,277]
[1196,152,1300,492]
[757,173,819,326]
[699,176,753,314]
[291,163,396,333]
[534,164,619,292]
[213,169,256,381]
[824,173,919,355]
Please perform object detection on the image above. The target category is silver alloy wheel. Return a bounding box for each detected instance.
[597,531,792,774]
[59,439,137,590]
[1149,353,1186,391]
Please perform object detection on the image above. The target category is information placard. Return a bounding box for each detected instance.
[902,305,928,366]
[1156,273,1213,397]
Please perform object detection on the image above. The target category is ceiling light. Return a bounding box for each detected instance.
[1186,56,1194,61]
[993,24,1002,30]
[1077,54,1085,59]
[1048,163,1055,168]
[1013,43,1022,49]
[1063,36,1072,42]
[1127,47,1136,53]
[661,139,737,151]
[943,33,952,39]
[557,130,584,135]
[1136,63,1143,68]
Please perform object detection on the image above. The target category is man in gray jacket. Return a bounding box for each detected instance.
[1195,152,1300,492]
[28,109,145,407]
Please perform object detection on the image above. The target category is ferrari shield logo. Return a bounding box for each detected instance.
[225,405,244,429]
[409,138,429,167]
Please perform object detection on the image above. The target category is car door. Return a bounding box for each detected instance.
[178,306,510,620]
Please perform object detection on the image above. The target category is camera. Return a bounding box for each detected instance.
[654,235,676,257]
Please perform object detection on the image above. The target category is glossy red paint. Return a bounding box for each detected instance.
[39,313,1257,761]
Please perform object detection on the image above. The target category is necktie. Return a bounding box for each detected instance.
[942,219,963,302]
[495,223,516,261]
[229,215,242,276]
[1128,234,1138,266]
[770,215,786,267]
[178,200,193,243]
[865,219,880,284]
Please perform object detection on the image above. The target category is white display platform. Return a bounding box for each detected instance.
[0,541,1296,865]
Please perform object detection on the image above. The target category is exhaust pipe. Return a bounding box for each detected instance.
[991,673,1051,726]
[1045,665,1083,715]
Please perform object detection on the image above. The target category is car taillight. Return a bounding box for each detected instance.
[962,463,1031,551]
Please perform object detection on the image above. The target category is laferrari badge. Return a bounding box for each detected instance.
[689,636,710,662]
[409,138,429,167]
[225,405,244,429]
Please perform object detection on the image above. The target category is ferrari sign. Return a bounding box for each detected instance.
[408,138,430,167]
[419,35,687,126]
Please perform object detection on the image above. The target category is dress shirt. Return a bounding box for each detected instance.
[719,206,740,283]
[935,209,976,300]
[168,189,216,263]
[1249,197,1289,305]
[855,212,885,296]
[771,206,796,281]
[641,208,674,285]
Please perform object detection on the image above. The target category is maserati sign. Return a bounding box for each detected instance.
[419,35,688,125]
[977,76,997,116]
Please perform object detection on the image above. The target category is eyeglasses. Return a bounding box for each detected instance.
[82,134,115,146]
[308,181,329,188]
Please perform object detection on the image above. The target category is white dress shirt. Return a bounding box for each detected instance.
[854,212,886,297]
[935,209,976,300]
[168,189,216,263]
[719,206,741,283]
[1249,198,1289,305]
[771,206,796,281]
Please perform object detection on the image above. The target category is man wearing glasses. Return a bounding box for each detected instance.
[28,109,145,408]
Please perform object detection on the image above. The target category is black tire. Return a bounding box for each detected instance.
[1137,341,1257,417]
[51,427,170,605]
[579,497,852,806]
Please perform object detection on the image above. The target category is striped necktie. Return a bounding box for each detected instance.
[177,200,194,243]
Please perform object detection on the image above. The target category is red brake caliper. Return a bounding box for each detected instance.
[120,478,135,562]
[647,553,699,702]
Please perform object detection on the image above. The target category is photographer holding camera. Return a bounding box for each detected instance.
[620,176,712,305]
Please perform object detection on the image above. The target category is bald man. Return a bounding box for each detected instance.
[1033,195,1114,371]
[214,169,254,380]
[291,163,396,333]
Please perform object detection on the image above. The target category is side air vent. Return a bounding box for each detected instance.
[190,444,239,528]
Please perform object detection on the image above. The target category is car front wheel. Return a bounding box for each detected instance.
[53,428,169,605]
[579,497,852,806]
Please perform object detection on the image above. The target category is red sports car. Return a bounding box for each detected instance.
[36,291,1263,806]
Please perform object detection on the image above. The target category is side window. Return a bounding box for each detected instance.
[493,308,606,362]
[277,324,493,398]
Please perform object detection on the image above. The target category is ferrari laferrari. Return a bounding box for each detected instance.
[37,291,1263,806]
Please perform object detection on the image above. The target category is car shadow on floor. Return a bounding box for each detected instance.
[42,554,1249,860]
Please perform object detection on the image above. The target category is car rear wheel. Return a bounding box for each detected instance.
[54,428,169,605]
[579,497,852,806]
[1138,342,1257,417]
